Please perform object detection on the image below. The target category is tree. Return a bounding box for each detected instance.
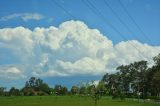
[61,86,68,95]
[71,86,79,95]
[25,77,43,89]
[102,73,122,98]
[149,53,160,97]
[102,60,149,99]
[88,81,102,106]
[153,53,160,67]
[39,83,50,94]
[152,71,160,97]
[0,87,6,96]
[54,85,62,95]
[54,85,68,95]
[117,61,148,98]
[96,81,107,96]
[9,87,20,96]
[22,77,50,95]
[79,86,87,96]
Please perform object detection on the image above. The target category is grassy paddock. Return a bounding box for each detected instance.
[0,96,159,106]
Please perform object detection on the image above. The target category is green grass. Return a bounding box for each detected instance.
[0,96,159,106]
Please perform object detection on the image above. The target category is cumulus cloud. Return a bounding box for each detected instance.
[0,13,44,21]
[0,20,160,80]
[0,66,26,80]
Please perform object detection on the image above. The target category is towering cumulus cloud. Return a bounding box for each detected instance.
[0,20,160,80]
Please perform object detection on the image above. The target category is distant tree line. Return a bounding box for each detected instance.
[0,77,105,97]
[0,53,160,101]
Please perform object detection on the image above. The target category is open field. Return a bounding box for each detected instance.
[0,96,159,106]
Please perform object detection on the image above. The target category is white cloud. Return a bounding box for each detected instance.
[0,13,44,21]
[0,20,160,79]
[0,66,26,80]
[0,26,33,62]
[114,40,160,66]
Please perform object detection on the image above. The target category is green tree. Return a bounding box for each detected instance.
[150,53,160,97]
[71,86,79,95]
[0,87,6,96]
[54,85,68,95]
[89,81,101,106]
[22,77,50,95]
[102,60,149,99]
[79,86,87,96]
[54,85,62,95]
[97,81,107,96]
[153,53,160,66]
[9,87,20,96]
[61,86,68,95]
[152,71,160,96]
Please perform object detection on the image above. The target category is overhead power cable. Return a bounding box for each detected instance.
[50,0,77,19]
[118,0,152,44]
[82,0,151,60]
[103,0,139,41]
[49,0,152,60]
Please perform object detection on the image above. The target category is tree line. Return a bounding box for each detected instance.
[0,53,160,100]
[0,77,105,97]
[102,53,160,99]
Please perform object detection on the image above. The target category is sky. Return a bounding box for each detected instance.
[0,0,160,89]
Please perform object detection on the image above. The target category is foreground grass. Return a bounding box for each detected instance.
[0,96,159,106]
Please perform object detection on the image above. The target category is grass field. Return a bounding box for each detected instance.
[0,96,159,106]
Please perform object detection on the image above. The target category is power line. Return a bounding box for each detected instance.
[49,0,151,60]
[82,0,151,60]
[118,0,152,44]
[103,0,140,41]
[105,0,158,53]
[82,0,125,39]
[50,0,77,19]
[47,0,99,68]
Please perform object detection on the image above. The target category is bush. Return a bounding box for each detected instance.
[147,96,160,100]
[37,91,47,96]
[120,93,125,100]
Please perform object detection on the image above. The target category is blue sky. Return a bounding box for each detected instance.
[1,0,160,45]
[0,0,160,89]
